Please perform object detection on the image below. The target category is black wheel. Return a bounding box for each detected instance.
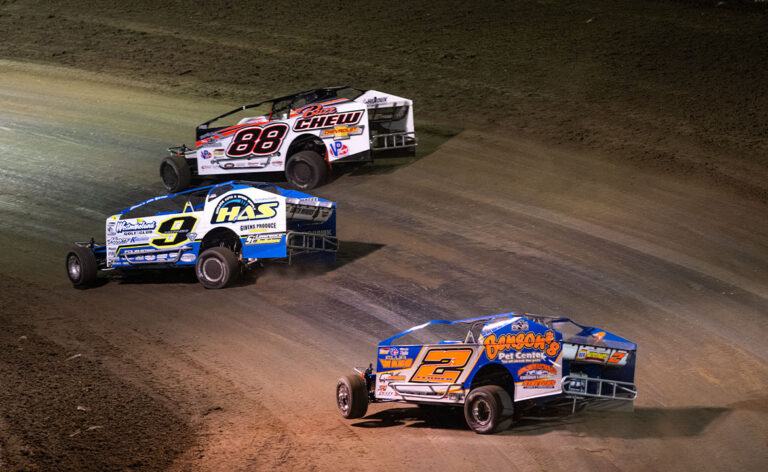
[66,245,98,288]
[336,374,368,419]
[194,247,240,289]
[463,385,514,434]
[160,154,192,193]
[285,150,328,190]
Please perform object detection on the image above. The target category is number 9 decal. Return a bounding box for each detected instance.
[410,348,473,383]
[151,216,198,248]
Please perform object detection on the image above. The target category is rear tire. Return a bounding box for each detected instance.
[195,247,240,289]
[66,245,98,288]
[285,150,327,190]
[336,374,368,419]
[161,154,192,193]
[463,385,514,434]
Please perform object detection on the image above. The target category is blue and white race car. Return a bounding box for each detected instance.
[336,313,637,434]
[66,180,338,289]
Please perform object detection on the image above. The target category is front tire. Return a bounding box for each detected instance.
[463,385,514,434]
[160,154,192,193]
[285,150,328,190]
[195,247,240,289]
[66,245,98,288]
[336,374,368,419]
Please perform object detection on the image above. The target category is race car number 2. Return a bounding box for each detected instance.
[226,123,288,158]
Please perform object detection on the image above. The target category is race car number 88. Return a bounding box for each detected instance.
[227,123,288,157]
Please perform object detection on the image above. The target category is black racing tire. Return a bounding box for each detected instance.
[160,154,192,193]
[194,247,240,289]
[66,245,98,288]
[463,385,514,434]
[285,150,328,190]
[336,374,368,419]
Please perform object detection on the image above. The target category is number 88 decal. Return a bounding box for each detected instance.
[410,348,474,383]
[227,123,289,157]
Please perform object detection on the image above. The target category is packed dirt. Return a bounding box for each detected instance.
[1,1,767,471]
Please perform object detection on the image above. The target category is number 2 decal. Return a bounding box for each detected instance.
[226,123,288,158]
[410,348,474,383]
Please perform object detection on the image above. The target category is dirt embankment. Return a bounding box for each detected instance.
[0,278,194,471]
[1,0,767,199]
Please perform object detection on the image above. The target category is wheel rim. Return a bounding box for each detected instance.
[67,254,81,281]
[201,257,224,283]
[337,384,350,414]
[290,161,312,186]
[471,398,492,426]
[161,163,178,189]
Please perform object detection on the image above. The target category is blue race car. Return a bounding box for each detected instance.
[336,313,637,434]
[66,180,338,289]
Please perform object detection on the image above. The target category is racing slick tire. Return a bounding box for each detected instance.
[463,385,514,434]
[160,154,192,193]
[195,247,240,289]
[66,245,98,288]
[336,374,368,419]
[285,150,327,190]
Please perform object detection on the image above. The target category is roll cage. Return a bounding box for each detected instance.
[118,181,283,219]
[195,86,366,140]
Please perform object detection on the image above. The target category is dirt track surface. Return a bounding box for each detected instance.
[1,1,768,471]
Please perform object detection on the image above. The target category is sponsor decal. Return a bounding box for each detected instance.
[320,125,364,140]
[576,346,628,365]
[509,319,529,331]
[293,110,363,131]
[295,104,338,118]
[498,351,546,363]
[245,233,283,245]
[517,363,557,377]
[240,222,277,231]
[328,141,349,157]
[211,194,279,224]
[521,379,556,388]
[363,96,388,105]
[483,331,561,361]
[181,253,196,263]
[380,374,405,381]
[116,219,157,234]
[201,149,212,160]
[380,358,414,369]
[379,347,390,355]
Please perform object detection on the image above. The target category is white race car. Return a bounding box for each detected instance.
[161,87,416,192]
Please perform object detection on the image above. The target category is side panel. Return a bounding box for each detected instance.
[468,318,564,402]
[200,188,288,260]
[105,212,202,268]
[195,102,371,175]
[374,344,483,403]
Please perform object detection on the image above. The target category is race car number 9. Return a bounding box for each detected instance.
[410,348,473,384]
[227,123,289,157]
[151,216,198,247]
